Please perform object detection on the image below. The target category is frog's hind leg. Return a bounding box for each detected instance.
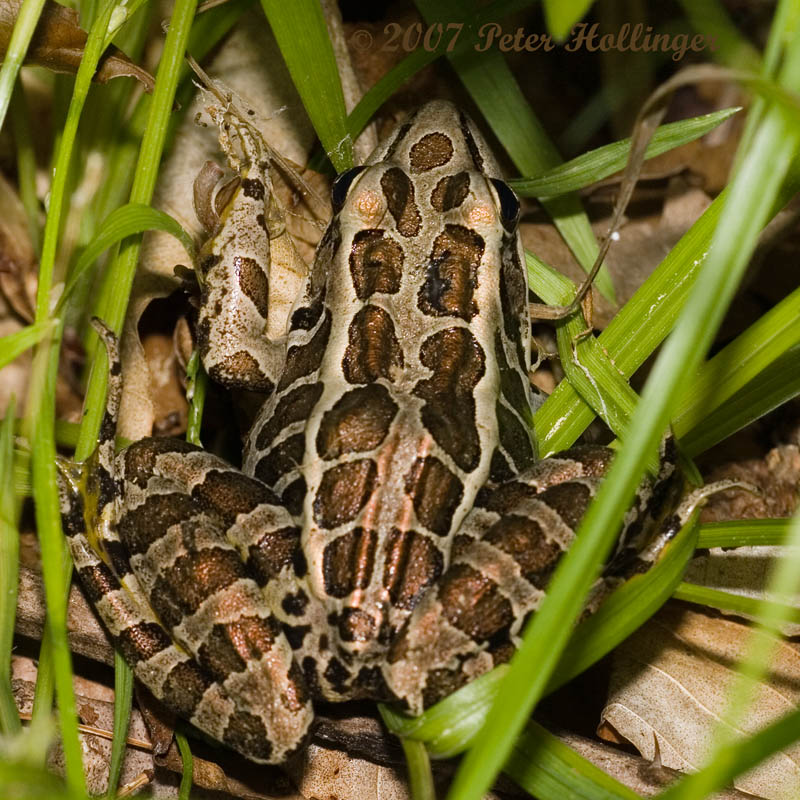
[384,443,684,715]
[59,322,314,764]
[108,442,314,763]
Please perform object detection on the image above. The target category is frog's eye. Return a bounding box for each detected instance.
[490,178,520,231]
[332,166,366,212]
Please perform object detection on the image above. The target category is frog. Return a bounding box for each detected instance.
[58,100,685,764]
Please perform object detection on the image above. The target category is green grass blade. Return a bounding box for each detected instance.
[0,398,21,735]
[678,0,762,71]
[527,254,647,457]
[78,0,199,462]
[447,23,800,800]
[505,721,641,800]
[0,322,53,372]
[510,108,740,197]
[185,351,208,447]
[0,0,46,128]
[549,513,698,693]
[27,325,82,786]
[259,0,352,170]
[398,738,436,800]
[103,652,133,799]
[533,155,800,456]
[24,0,127,789]
[680,344,800,457]
[176,731,194,800]
[60,203,196,309]
[543,0,594,41]
[673,284,800,436]
[0,760,92,800]
[672,582,800,625]
[9,83,42,257]
[414,0,615,302]
[381,668,508,759]
[697,519,791,548]
[386,702,642,800]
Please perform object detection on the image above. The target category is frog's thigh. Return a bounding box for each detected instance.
[113,439,312,763]
[383,456,621,715]
[386,446,680,714]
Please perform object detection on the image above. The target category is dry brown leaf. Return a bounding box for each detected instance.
[0,0,154,90]
[685,542,800,637]
[13,657,158,796]
[600,604,800,799]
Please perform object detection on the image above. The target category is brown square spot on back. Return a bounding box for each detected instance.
[409,132,454,172]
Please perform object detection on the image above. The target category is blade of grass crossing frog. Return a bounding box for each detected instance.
[548,511,698,694]
[381,514,696,761]
[510,108,740,197]
[525,252,651,463]
[447,23,800,800]
[259,0,353,170]
[413,0,616,302]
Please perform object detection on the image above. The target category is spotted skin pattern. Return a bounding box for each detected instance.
[59,102,684,763]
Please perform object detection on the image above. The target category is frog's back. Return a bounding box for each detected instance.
[243,101,536,674]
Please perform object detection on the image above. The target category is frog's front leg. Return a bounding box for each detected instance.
[384,443,684,714]
[195,104,306,394]
[59,322,314,764]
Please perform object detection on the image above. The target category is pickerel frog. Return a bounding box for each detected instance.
[60,101,684,764]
